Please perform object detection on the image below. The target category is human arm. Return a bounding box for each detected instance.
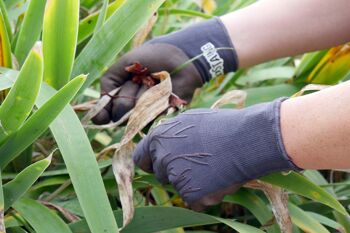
[93,0,350,124]
[282,81,350,169]
[221,0,350,67]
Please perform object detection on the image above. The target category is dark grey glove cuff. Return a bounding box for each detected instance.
[255,97,302,175]
[149,17,238,82]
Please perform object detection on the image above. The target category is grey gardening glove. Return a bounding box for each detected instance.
[133,98,300,210]
[92,18,238,124]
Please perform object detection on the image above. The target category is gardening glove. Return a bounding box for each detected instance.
[133,98,300,210]
[92,17,238,124]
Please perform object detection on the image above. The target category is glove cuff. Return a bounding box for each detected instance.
[150,17,238,82]
[271,98,302,172]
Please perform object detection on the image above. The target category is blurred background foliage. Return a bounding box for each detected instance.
[0,0,349,232]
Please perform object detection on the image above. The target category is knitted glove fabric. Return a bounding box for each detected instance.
[93,18,238,124]
[133,98,300,210]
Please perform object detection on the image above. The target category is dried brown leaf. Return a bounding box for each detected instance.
[81,87,120,125]
[245,180,292,233]
[292,84,330,98]
[133,13,158,48]
[112,71,172,228]
[40,201,80,223]
[211,90,247,109]
[112,141,135,229]
[121,71,172,146]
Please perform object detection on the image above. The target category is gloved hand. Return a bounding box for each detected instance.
[92,18,238,124]
[133,98,300,210]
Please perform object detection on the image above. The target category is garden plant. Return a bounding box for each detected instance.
[0,0,349,233]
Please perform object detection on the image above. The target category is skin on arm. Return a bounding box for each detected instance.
[281,81,350,169]
[221,0,350,68]
[220,0,350,169]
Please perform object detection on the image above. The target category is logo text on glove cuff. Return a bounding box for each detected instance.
[201,42,224,79]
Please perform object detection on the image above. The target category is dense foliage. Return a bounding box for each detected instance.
[0,0,349,233]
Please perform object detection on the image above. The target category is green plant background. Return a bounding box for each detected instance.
[0,0,349,233]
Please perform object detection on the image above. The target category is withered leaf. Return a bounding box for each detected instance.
[211,90,247,109]
[112,142,135,229]
[292,84,329,97]
[121,71,172,146]
[245,180,292,233]
[112,71,172,229]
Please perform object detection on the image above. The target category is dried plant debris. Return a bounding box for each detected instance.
[121,71,172,146]
[132,12,158,48]
[211,90,247,109]
[112,141,135,229]
[126,63,187,109]
[112,71,172,228]
[245,180,292,233]
[292,84,330,97]
[81,87,120,125]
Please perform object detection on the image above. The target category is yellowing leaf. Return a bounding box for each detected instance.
[307,44,350,84]
[201,0,217,14]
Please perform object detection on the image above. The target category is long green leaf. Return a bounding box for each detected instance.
[0,47,43,135]
[14,0,46,66]
[93,0,108,34]
[72,0,165,93]
[35,83,119,232]
[0,0,12,41]
[3,155,51,210]
[0,5,12,67]
[224,189,279,233]
[0,170,4,233]
[0,75,86,168]
[288,203,329,233]
[78,0,125,44]
[43,0,79,89]
[13,197,72,233]
[70,206,263,233]
[261,172,348,216]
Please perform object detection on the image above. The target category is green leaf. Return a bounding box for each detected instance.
[0,74,86,168]
[224,189,279,233]
[70,206,263,233]
[72,0,165,93]
[3,155,51,210]
[0,169,4,233]
[217,218,265,233]
[158,8,213,19]
[261,172,348,216]
[0,4,12,68]
[78,0,125,44]
[307,212,345,232]
[0,47,43,135]
[43,0,79,89]
[13,197,72,233]
[294,50,328,82]
[288,203,330,233]
[93,0,108,34]
[35,82,119,232]
[0,0,12,41]
[14,0,46,66]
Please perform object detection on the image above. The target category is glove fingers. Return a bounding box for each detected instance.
[92,78,116,124]
[133,137,153,173]
[136,84,149,99]
[112,81,139,122]
[189,184,242,211]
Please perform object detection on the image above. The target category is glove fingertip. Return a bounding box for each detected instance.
[133,138,153,173]
[92,109,111,125]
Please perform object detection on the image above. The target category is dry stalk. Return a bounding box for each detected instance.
[292,84,330,97]
[132,13,158,48]
[245,180,292,233]
[211,90,247,109]
[110,71,172,229]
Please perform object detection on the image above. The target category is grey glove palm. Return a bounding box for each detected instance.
[133,98,300,210]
